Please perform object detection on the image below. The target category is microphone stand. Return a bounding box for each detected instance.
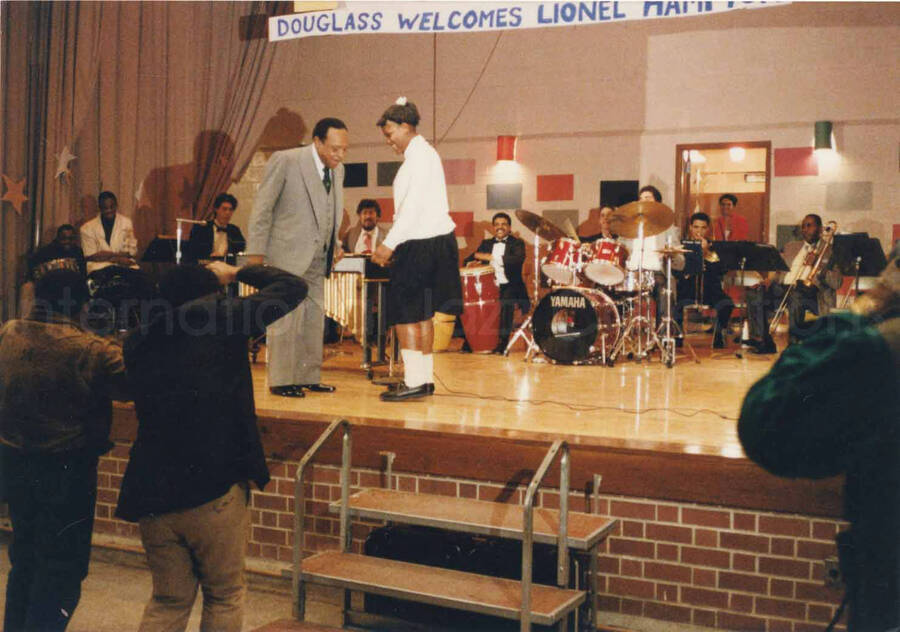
[175,218,206,265]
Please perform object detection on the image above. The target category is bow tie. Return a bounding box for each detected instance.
[215,225,228,233]
[495,238,506,243]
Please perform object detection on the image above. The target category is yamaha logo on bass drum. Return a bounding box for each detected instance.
[550,294,587,310]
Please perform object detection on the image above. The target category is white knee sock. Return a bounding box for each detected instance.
[422,353,434,385]
[400,349,424,387]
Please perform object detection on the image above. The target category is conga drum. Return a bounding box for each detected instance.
[459,266,501,353]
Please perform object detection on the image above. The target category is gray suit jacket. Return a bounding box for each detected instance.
[246,144,343,278]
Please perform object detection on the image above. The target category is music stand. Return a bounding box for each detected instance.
[831,233,887,308]
[709,241,789,347]
[679,240,705,307]
[141,237,197,264]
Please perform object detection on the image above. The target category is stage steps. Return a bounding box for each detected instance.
[301,550,585,626]
[329,488,617,551]
[277,419,599,631]
[251,620,344,632]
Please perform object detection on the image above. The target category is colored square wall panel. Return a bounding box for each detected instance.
[377,161,402,186]
[443,159,476,185]
[343,162,368,188]
[487,183,522,210]
[450,211,474,237]
[776,224,799,251]
[825,181,873,211]
[375,197,394,222]
[774,147,818,177]
[600,180,640,207]
[537,174,574,201]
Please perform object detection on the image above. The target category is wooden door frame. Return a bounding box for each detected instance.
[674,141,772,241]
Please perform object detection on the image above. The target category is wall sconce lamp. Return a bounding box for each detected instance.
[814,121,833,151]
[497,135,517,161]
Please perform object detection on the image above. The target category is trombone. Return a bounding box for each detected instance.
[769,221,837,335]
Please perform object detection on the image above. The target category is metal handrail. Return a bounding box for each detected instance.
[520,439,570,632]
[293,418,352,619]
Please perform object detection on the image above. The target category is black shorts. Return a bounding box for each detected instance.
[388,231,463,326]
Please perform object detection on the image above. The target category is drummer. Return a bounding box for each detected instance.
[578,204,619,243]
[463,212,530,354]
[619,185,685,327]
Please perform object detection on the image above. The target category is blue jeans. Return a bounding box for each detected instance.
[2,445,98,632]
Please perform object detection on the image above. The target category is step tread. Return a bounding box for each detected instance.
[331,488,617,549]
[250,620,342,632]
[302,551,585,625]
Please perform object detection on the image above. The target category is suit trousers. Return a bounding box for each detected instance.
[746,283,824,343]
[497,284,529,347]
[2,446,97,632]
[266,250,326,386]
[137,483,249,632]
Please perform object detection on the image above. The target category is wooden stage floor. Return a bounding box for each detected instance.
[251,333,779,460]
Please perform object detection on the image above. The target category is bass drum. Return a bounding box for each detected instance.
[532,287,621,364]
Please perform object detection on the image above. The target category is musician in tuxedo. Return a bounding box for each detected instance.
[80,191,138,274]
[464,212,530,354]
[675,212,733,348]
[341,199,385,254]
[245,117,348,398]
[189,193,246,261]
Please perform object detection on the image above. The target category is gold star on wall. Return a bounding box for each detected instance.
[1,174,28,215]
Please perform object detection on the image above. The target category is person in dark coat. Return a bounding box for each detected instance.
[189,192,246,261]
[463,212,530,354]
[738,253,899,632]
[115,262,306,631]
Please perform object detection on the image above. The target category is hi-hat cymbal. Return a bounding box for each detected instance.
[515,209,567,242]
[608,200,674,238]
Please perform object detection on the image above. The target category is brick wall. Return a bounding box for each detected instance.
[97,444,847,631]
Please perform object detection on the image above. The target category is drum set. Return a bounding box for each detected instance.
[494,203,693,368]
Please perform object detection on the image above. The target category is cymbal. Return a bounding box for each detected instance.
[608,200,674,239]
[515,209,567,242]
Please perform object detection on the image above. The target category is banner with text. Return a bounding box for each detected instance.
[269,1,789,42]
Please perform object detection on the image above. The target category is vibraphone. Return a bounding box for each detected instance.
[324,255,391,373]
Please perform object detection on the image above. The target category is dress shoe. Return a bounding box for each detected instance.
[748,339,777,354]
[300,383,336,393]
[380,383,430,401]
[270,385,305,398]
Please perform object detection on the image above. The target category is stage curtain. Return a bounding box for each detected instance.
[0,1,280,319]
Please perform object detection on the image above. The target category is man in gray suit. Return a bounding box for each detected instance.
[245,118,348,397]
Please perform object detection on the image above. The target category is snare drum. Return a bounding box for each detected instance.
[583,239,629,286]
[541,238,583,285]
[459,266,501,353]
[614,269,656,294]
[532,286,621,364]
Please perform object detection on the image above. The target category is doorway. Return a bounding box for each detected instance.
[675,141,771,243]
